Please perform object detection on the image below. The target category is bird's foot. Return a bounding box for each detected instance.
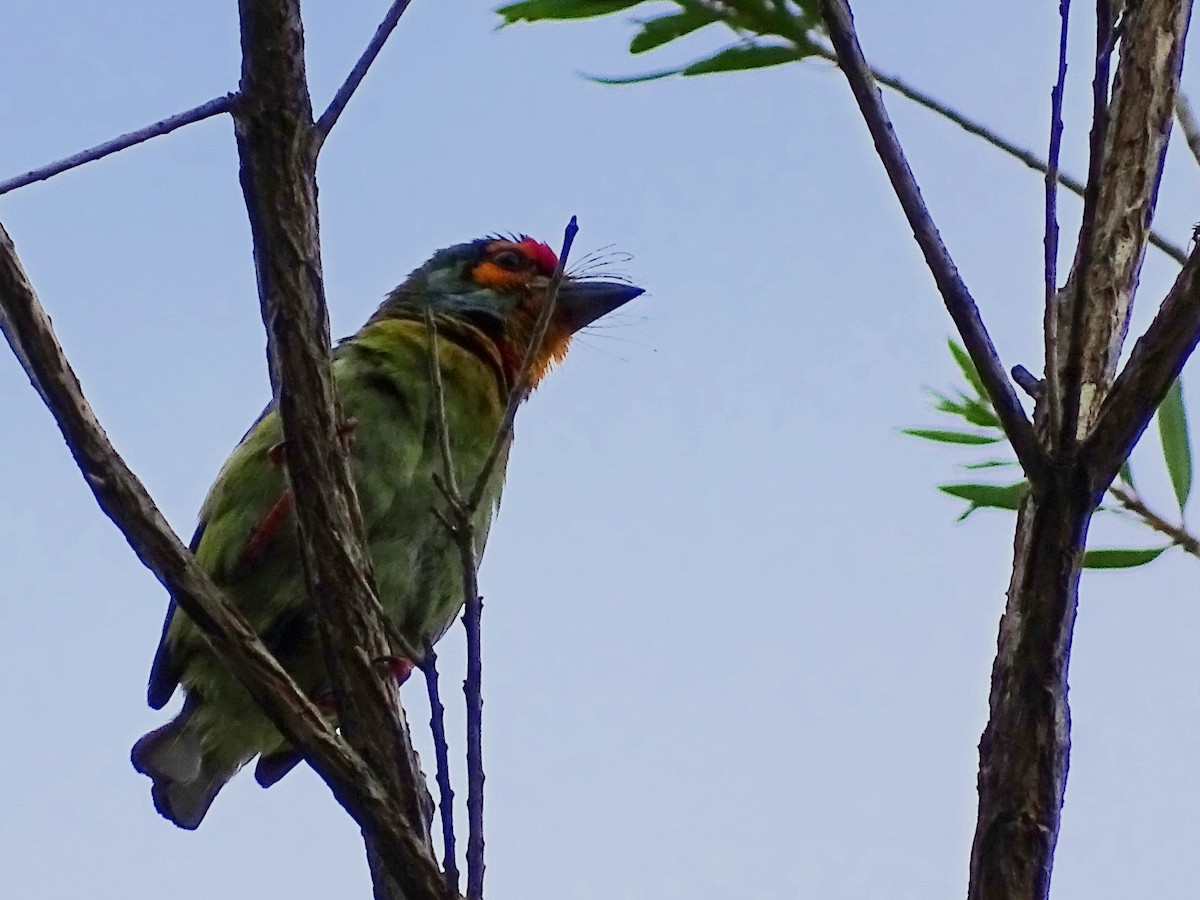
[372,654,414,685]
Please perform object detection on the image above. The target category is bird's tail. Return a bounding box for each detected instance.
[131,697,242,830]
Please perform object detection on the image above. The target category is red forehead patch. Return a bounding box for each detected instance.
[517,237,559,276]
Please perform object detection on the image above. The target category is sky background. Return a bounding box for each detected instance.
[3,1,1200,897]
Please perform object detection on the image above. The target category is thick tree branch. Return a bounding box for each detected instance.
[315,0,414,146]
[1083,244,1200,487]
[0,94,237,196]
[0,218,446,899]
[1056,0,1192,443]
[232,1,445,897]
[966,4,1194,899]
[816,0,1047,486]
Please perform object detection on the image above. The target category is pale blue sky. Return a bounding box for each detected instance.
[3,2,1200,898]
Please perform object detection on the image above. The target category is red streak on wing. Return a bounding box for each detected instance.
[235,491,295,574]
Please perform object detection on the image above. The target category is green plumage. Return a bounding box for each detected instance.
[132,235,642,828]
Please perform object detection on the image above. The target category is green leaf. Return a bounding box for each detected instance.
[588,67,688,85]
[1118,459,1136,490]
[902,429,1002,445]
[939,481,1028,520]
[497,0,643,24]
[948,339,987,398]
[1082,546,1168,569]
[1158,378,1192,513]
[629,8,719,54]
[590,41,808,85]
[681,42,804,76]
[957,395,1000,428]
[927,389,1000,429]
[961,460,1018,470]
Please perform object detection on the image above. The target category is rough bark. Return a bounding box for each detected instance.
[968,3,1193,898]
[818,2,1196,898]
[231,0,443,897]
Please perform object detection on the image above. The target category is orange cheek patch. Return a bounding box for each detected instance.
[527,324,574,388]
[471,260,528,291]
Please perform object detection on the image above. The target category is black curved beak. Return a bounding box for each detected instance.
[556,280,645,333]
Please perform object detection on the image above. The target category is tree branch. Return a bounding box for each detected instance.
[420,649,460,895]
[816,0,1048,486]
[1083,243,1200,488]
[1057,0,1191,444]
[0,218,447,899]
[813,46,1189,266]
[423,217,579,900]
[315,0,415,147]
[1045,1,1071,307]
[1109,483,1200,557]
[232,0,445,896]
[1173,90,1200,168]
[0,94,237,197]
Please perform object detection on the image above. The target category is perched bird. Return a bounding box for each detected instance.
[132,234,642,829]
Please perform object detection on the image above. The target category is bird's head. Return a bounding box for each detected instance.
[377,234,644,387]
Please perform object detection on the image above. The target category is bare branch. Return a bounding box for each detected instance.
[1109,483,1200,558]
[0,94,237,197]
[423,217,581,900]
[1174,91,1200,168]
[419,649,460,895]
[315,0,415,147]
[1055,0,1190,445]
[1083,244,1200,488]
[1046,1,1071,307]
[814,46,1189,266]
[232,0,445,896]
[816,0,1048,486]
[0,218,445,898]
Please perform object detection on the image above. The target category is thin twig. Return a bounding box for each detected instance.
[1174,91,1200,169]
[1109,483,1200,558]
[314,0,414,146]
[1046,1,1071,306]
[423,217,582,900]
[0,94,237,196]
[812,46,1189,267]
[1054,0,1114,451]
[420,647,460,895]
[461,563,484,900]
[424,307,463,502]
[816,0,1048,486]
[465,216,580,511]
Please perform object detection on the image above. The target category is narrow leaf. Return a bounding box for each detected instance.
[587,67,686,85]
[962,460,1018,470]
[1082,546,1168,569]
[629,8,718,54]
[939,481,1028,511]
[1158,378,1192,513]
[497,0,643,24]
[902,429,1002,445]
[681,43,804,76]
[948,339,987,398]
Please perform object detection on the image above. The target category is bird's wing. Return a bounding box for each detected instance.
[144,406,291,707]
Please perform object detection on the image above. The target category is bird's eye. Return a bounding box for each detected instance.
[491,250,528,272]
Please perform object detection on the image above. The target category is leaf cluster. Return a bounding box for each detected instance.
[906,340,1194,570]
[496,0,824,82]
